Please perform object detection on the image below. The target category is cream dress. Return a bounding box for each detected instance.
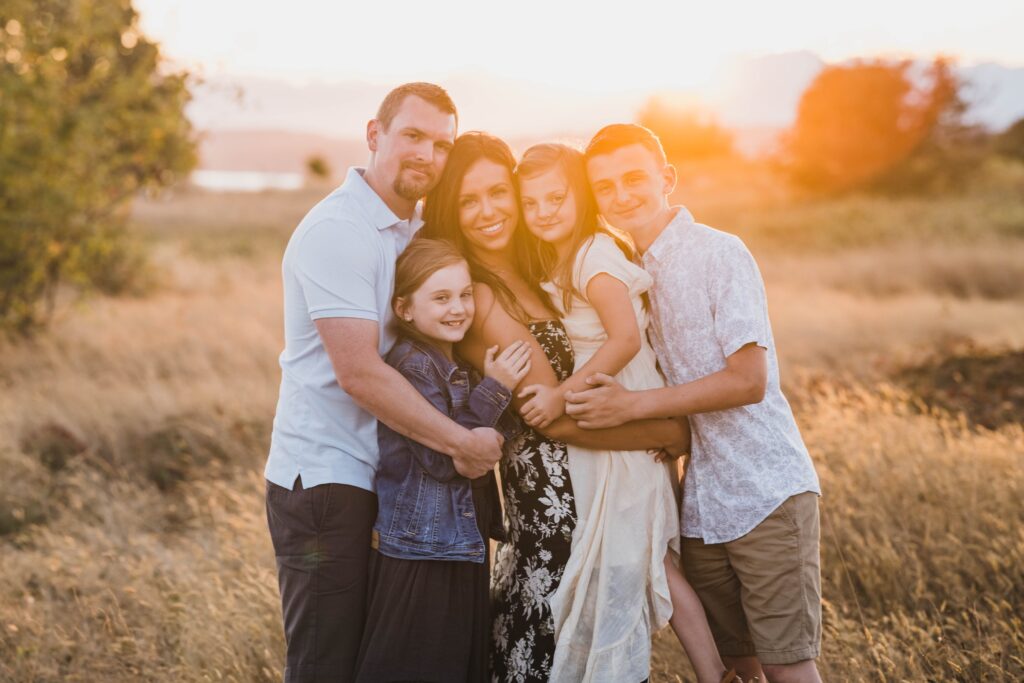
[543,233,681,683]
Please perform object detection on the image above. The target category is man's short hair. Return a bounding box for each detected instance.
[376,82,458,131]
[584,123,667,166]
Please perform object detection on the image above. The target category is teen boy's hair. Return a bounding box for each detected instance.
[584,123,667,165]
[376,82,458,131]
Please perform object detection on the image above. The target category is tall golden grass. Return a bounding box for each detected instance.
[1,178,1022,681]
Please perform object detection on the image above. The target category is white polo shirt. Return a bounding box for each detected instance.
[265,167,421,492]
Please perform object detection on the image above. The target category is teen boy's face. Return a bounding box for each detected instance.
[586,143,674,235]
[369,95,457,201]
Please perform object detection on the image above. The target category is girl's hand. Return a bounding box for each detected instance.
[484,342,532,390]
[518,384,566,430]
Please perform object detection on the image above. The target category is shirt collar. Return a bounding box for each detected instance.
[409,337,461,381]
[341,167,423,232]
[643,205,695,264]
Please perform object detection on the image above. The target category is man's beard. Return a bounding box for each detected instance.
[393,163,436,201]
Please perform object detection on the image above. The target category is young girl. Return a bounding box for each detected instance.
[353,238,530,683]
[516,144,738,683]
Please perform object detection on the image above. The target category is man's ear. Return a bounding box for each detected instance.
[661,163,678,197]
[366,119,380,152]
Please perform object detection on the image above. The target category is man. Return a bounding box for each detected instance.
[264,83,505,683]
[568,124,823,683]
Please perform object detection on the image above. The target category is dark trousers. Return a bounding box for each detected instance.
[266,477,378,683]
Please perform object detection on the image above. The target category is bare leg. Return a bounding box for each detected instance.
[664,555,732,683]
[762,660,821,683]
[723,655,765,682]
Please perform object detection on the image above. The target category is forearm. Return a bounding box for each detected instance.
[629,367,766,420]
[342,362,469,456]
[559,339,636,396]
[542,415,684,451]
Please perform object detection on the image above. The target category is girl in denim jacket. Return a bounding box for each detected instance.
[354,238,530,683]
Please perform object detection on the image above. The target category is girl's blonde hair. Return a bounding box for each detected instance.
[393,238,469,346]
[515,143,634,313]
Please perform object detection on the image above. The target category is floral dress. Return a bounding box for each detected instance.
[491,319,578,683]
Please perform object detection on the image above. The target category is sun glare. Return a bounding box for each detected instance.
[134,0,1024,93]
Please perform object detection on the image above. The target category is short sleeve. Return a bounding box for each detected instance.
[709,235,771,358]
[574,233,652,299]
[294,220,381,321]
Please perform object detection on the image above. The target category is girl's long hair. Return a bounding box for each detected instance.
[515,143,634,313]
[419,132,554,323]
[392,238,468,352]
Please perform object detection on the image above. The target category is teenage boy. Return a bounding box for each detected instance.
[568,123,822,683]
[264,83,505,683]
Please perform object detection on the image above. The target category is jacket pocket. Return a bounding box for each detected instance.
[396,469,429,539]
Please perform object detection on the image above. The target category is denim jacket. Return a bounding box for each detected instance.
[374,336,517,563]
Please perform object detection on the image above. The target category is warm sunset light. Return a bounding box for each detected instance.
[3,0,1023,680]
[134,0,1024,89]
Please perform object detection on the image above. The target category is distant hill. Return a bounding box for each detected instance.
[198,129,367,178]
[190,54,1024,171]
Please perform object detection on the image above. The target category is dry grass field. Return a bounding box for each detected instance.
[2,161,1023,681]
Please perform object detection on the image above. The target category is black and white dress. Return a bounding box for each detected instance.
[491,320,578,683]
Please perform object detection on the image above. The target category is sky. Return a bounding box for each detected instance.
[134,0,1024,92]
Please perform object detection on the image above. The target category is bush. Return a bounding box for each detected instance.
[0,1,196,333]
[637,96,734,161]
[782,58,978,195]
[997,117,1024,163]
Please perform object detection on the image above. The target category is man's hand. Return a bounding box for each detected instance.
[518,384,565,430]
[564,373,635,429]
[451,427,504,479]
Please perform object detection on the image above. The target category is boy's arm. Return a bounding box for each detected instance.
[565,344,766,428]
[566,235,771,429]
[316,318,503,479]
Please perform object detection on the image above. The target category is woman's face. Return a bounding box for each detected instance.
[457,158,518,255]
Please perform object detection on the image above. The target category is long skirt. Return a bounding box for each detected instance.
[354,481,493,683]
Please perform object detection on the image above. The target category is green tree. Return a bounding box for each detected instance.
[0,0,196,333]
[637,96,734,161]
[782,58,972,194]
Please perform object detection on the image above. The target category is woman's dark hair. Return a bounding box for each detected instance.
[419,131,553,323]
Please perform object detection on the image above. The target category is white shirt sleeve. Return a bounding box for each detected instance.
[710,235,771,358]
[575,233,651,299]
[294,219,381,321]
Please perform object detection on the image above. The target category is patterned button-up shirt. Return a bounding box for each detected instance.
[642,207,820,544]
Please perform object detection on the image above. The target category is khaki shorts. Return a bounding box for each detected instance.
[681,492,822,666]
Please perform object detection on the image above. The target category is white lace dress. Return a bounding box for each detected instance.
[543,233,680,683]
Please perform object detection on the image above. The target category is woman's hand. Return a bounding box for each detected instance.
[483,341,532,390]
[518,384,566,430]
[653,416,691,463]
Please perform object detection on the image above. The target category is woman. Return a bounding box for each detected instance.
[419,132,689,682]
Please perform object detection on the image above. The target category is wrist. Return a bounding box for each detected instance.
[446,425,474,460]
[625,390,648,422]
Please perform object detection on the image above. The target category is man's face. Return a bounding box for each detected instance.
[585,143,674,235]
[368,95,457,201]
